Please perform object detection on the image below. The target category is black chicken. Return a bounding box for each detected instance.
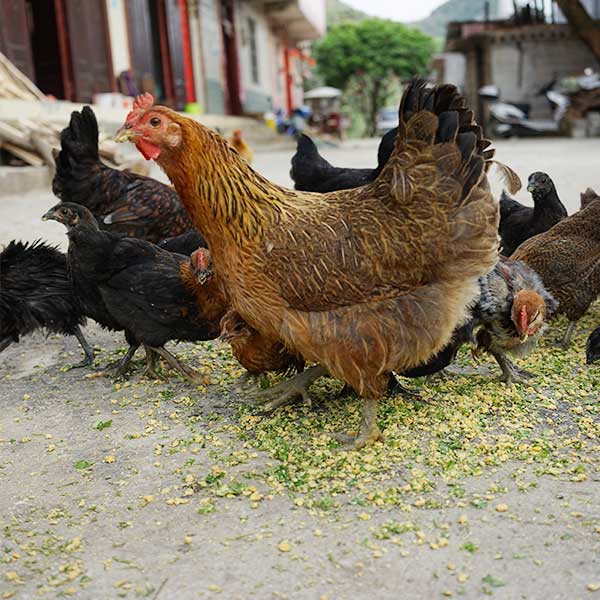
[290,127,397,192]
[158,229,207,255]
[586,327,600,365]
[499,171,567,256]
[0,240,93,366]
[53,106,193,243]
[43,203,224,380]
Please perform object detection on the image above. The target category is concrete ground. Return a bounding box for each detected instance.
[1,137,599,600]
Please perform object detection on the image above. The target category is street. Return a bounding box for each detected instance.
[0,136,599,600]
[3,136,599,248]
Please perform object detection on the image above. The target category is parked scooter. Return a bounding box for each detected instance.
[479,80,569,138]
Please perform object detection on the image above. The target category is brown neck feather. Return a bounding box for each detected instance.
[157,118,293,247]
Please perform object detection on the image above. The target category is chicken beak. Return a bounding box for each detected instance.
[527,185,534,193]
[115,125,135,143]
[41,208,55,222]
[520,333,529,342]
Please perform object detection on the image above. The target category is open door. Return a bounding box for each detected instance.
[126,0,166,99]
[220,0,242,115]
[63,0,114,102]
[0,0,35,80]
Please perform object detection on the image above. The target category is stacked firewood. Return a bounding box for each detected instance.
[0,52,148,175]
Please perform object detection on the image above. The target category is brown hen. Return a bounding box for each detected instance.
[116,81,505,447]
[512,199,600,347]
[229,129,253,164]
[221,309,305,376]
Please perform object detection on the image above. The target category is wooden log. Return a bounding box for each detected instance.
[1,142,44,166]
[0,52,46,100]
[0,121,33,150]
[31,132,56,175]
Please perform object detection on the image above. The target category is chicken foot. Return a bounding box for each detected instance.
[336,397,384,450]
[70,326,95,368]
[142,346,164,380]
[147,346,203,383]
[114,343,140,376]
[491,350,533,385]
[558,321,577,349]
[254,365,327,412]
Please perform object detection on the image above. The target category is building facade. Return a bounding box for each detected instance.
[0,0,325,115]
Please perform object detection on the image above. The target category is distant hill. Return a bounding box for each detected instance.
[326,0,501,38]
[326,0,369,27]
[410,0,500,37]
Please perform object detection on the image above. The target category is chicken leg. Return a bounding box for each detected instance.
[254,364,327,412]
[115,343,140,376]
[559,321,576,349]
[70,325,95,368]
[142,346,163,380]
[336,397,384,449]
[148,346,203,383]
[491,350,533,385]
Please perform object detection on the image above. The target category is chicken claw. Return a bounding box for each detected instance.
[148,346,203,383]
[142,347,164,380]
[114,344,140,376]
[69,325,95,369]
[254,365,327,412]
[336,398,383,449]
[492,351,533,385]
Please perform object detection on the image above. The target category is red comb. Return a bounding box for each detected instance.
[125,92,155,124]
[519,305,528,333]
[134,92,154,111]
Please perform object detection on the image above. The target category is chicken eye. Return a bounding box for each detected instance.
[150,117,161,127]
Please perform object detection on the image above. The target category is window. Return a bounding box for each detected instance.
[247,17,259,84]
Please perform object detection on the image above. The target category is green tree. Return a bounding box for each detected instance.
[314,19,434,135]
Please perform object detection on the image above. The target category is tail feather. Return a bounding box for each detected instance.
[53,107,102,202]
[394,78,521,199]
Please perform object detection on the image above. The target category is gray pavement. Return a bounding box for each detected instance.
[1,137,599,600]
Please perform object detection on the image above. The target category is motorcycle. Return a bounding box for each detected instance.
[478,80,569,138]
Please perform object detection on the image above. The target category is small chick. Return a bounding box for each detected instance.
[229,129,253,163]
[221,309,304,376]
[474,258,558,384]
[586,327,600,365]
[580,187,599,210]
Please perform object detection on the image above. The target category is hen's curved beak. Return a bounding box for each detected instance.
[42,208,57,222]
[526,185,534,193]
[115,125,135,143]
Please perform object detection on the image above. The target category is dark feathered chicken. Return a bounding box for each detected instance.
[158,229,207,256]
[53,106,192,243]
[499,171,568,256]
[586,327,600,365]
[512,199,600,348]
[473,257,558,384]
[290,127,397,192]
[43,203,226,380]
[0,240,93,366]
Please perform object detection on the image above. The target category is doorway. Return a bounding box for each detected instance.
[220,0,242,115]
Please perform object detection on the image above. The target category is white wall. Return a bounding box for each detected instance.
[298,0,326,37]
[105,0,131,76]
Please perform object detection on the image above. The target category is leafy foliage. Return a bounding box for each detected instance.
[314,19,434,134]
